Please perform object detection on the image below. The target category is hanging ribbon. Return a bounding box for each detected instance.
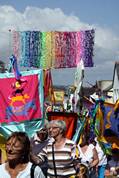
[9,54,21,80]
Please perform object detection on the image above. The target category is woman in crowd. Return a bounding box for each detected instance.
[76,163,89,178]
[30,126,49,177]
[93,138,107,178]
[77,133,99,178]
[0,131,45,178]
[38,119,78,178]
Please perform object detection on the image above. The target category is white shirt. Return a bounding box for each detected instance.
[0,162,45,178]
[78,144,94,167]
[95,142,107,166]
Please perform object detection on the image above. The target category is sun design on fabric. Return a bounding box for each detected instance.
[8,79,29,111]
[10,94,29,107]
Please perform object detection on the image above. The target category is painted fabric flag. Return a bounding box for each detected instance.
[12,30,95,68]
[0,70,43,123]
[104,102,119,138]
[89,98,119,153]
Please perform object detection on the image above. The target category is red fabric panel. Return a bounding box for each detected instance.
[0,74,41,123]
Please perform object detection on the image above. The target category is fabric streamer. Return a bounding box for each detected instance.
[10,54,21,80]
[12,30,95,69]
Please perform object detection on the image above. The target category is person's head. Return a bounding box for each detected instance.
[6,132,30,168]
[80,133,90,147]
[112,148,119,160]
[36,127,48,141]
[76,163,89,178]
[48,120,66,139]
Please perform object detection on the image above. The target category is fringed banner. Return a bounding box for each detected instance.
[12,30,95,68]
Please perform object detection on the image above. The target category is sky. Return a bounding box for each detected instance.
[0,0,119,86]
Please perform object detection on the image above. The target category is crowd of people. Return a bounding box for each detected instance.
[0,119,119,178]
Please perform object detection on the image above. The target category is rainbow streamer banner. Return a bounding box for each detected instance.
[12,30,95,68]
[0,69,44,123]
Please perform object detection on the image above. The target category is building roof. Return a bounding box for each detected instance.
[96,80,112,91]
[112,62,119,86]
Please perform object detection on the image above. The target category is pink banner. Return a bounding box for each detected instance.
[0,74,41,123]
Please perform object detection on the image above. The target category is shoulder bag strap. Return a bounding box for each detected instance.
[30,164,37,178]
[52,142,57,178]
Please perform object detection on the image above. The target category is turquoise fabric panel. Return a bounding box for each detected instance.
[0,119,43,138]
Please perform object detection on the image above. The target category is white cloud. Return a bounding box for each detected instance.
[0,5,119,84]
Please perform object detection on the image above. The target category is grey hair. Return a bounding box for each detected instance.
[49,120,66,135]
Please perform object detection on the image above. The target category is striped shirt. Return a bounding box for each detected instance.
[38,138,77,177]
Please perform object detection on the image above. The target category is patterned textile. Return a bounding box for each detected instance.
[0,70,43,123]
[39,138,77,177]
[9,55,21,80]
[80,30,95,67]
[89,98,119,154]
[104,103,118,136]
[12,31,20,59]
[12,30,95,68]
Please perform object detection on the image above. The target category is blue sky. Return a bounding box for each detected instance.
[0,0,119,85]
[1,0,118,30]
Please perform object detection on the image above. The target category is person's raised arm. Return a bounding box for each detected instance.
[90,147,99,168]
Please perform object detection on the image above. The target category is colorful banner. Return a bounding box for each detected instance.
[104,102,119,138]
[54,90,64,103]
[12,30,95,68]
[0,70,44,123]
[89,98,119,154]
